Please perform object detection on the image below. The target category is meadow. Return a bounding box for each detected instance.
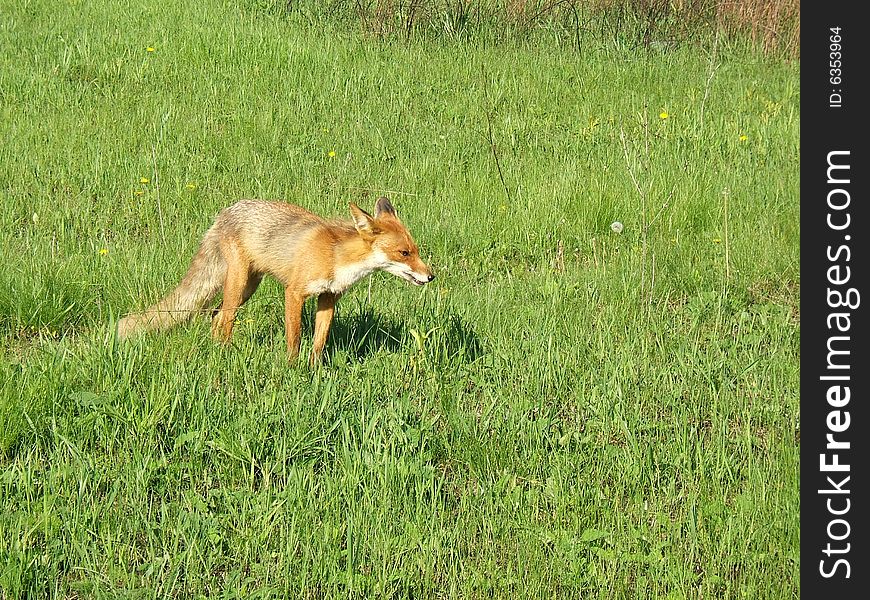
[0,0,800,597]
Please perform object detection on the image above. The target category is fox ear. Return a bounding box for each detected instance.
[374,196,398,220]
[349,203,380,236]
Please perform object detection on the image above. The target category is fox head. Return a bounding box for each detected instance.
[349,197,435,286]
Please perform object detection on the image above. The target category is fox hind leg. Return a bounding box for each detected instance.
[211,245,250,343]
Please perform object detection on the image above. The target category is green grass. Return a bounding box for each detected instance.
[0,0,799,597]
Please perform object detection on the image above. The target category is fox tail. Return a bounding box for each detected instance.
[117,227,226,339]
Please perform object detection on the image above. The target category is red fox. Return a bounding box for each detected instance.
[117,196,434,363]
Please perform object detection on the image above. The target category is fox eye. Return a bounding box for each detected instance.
[400,250,410,257]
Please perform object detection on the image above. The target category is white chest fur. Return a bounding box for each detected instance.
[304,249,388,296]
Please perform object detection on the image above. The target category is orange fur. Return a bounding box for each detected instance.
[117,197,434,364]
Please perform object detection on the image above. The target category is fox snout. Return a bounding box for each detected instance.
[412,257,435,283]
[382,253,434,287]
[403,259,434,286]
[416,267,435,285]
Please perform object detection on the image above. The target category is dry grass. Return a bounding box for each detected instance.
[715,0,800,56]
[306,0,799,55]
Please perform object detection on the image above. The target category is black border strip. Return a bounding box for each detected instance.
[801,3,868,595]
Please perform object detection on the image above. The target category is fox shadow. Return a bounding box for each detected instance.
[299,304,483,363]
[320,306,405,360]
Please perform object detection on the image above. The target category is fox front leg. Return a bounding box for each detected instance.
[284,288,304,361]
[310,292,337,366]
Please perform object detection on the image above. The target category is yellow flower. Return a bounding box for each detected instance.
[139,177,149,184]
[739,134,748,142]
[713,238,721,244]
[134,189,144,196]
[99,248,109,255]
[328,150,336,158]
[659,111,669,120]
[185,182,197,190]
[146,47,155,53]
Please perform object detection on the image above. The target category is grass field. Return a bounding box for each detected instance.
[0,0,800,597]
